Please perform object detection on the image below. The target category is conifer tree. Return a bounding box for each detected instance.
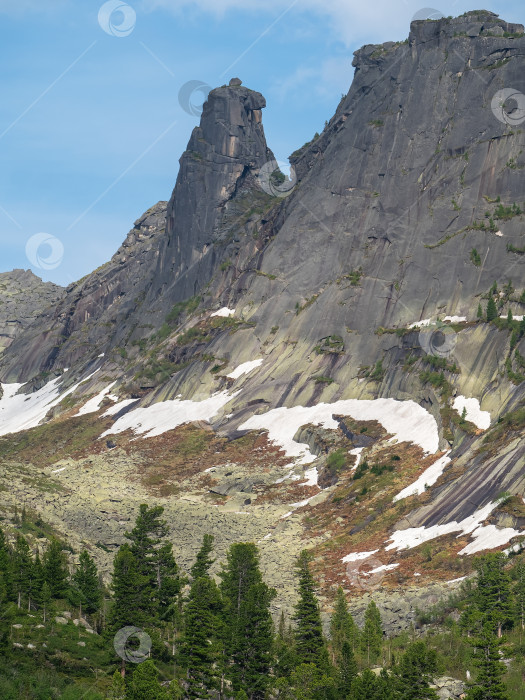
[337,640,358,698]
[513,559,525,632]
[0,572,14,653]
[273,611,295,680]
[190,533,215,580]
[293,549,328,669]
[180,575,223,699]
[13,534,32,608]
[40,581,53,623]
[125,504,180,620]
[107,669,126,699]
[0,527,13,601]
[126,659,171,699]
[43,539,69,599]
[486,296,498,322]
[475,553,513,637]
[219,542,276,698]
[477,303,483,320]
[394,641,439,699]
[72,549,101,615]
[361,600,383,664]
[329,586,360,660]
[109,543,149,632]
[465,622,510,700]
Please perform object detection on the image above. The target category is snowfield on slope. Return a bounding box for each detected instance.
[452,396,491,430]
[385,501,523,555]
[227,359,263,380]
[393,451,451,502]
[238,398,439,465]
[100,391,237,439]
[0,370,99,437]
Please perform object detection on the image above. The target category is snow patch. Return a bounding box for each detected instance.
[408,319,432,328]
[211,307,235,318]
[443,315,467,323]
[239,398,439,465]
[227,359,263,380]
[500,314,524,321]
[452,396,491,430]
[367,563,399,574]
[76,382,117,416]
[101,391,237,439]
[0,370,99,437]
[393,451,451,502]
[386,501,523,555]
[349,447,364,470]
[102,399,139,417]
[341,550,379,564]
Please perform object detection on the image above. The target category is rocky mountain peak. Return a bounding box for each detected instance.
[150,80,274,302]
[409,10,524,44]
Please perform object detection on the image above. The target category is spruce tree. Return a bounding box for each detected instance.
[361,600,383,664]
[465,622,510,700]
[126,659,170,699]
[190,533,215,580]
[0,527,13,601]
[486,296,498,322]
[180,575,223,699]
[475,553,513,637]
[273,611,295,679]
[477,303,483,320]
[40,581,53,623]
[394,641,439,699]
[293,549,328,668]
[43,539,69,599]
[13,534,32,608]
[125,504,180,620]
[72,549,101,615]
[107,669,126,699]
[337,640,358,697]
[329,586,360,660]
[109,543,149,632]
[219,542,276,698]
[513,559,525,632]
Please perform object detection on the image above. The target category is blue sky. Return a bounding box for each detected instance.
[1,0,524,284]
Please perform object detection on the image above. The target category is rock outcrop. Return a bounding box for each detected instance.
[0,269,63,356]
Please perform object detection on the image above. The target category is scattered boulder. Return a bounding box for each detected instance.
[55,616,68,625]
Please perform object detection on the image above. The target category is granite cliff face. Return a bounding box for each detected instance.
[0,269,63,356]
[0,12,524,627]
